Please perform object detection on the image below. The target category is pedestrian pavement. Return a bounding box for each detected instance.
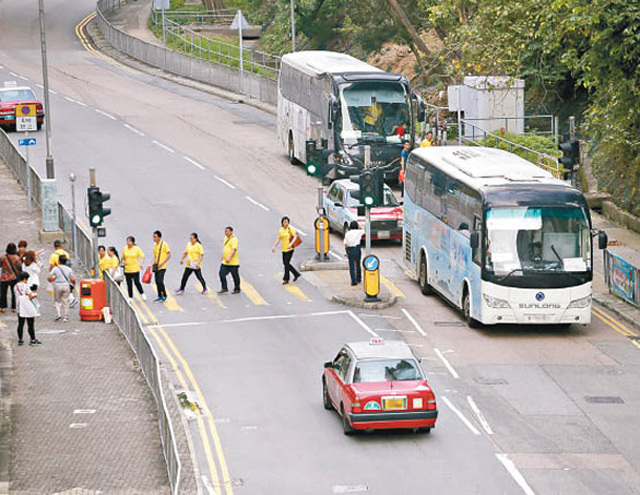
[0,159,173,493]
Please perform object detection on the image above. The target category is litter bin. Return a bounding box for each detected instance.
[79,279,107,321]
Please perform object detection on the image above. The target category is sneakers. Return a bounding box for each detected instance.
[202,289,209,295]
[54,314,62,321]
[18,340,24,346]
[29,339,42,346]
[63,316,69,322]
[282,280,289,285]
[293,274,301,282]
[153,297,163,303]
[174,289,184,295]
[161,297,167,302]
[232,288,241,294]
[141,293,147,301]
[217,289,228,294]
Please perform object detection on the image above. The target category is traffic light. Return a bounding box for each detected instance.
[88,185,111,227]
[306,140,318,176]
[360,169,376,206]
[558,140,579,179]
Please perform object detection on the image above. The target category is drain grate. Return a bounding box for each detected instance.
[584,396,624,404]
[475,377,508,386]
[434,321,466,327]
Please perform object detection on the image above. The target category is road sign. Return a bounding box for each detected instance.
[363,254,380,301]
[18,138,36,146]
[154,0,169,9]
[16,104,37,132]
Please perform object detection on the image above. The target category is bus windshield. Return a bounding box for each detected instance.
[338,81,410,146]
[485,206,591,276]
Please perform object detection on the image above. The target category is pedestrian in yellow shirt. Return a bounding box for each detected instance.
[48,240,70,270]
[175,233,207,295]
[271,216,301,284]
[218,226,240,294]
[97,245,109,280]
[151,230,172,302]
[122,236,146,301]
[420,131,435,148]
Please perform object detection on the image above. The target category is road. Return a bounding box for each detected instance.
[2,2,640,494]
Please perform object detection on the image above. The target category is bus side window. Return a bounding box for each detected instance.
[472,215,482,265]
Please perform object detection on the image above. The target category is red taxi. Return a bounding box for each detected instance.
[0,84,44,131]
[322,339,438,435]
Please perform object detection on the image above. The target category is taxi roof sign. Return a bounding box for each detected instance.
[369,337,384,345]
[3,81,17,88]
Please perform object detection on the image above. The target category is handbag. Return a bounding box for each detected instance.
[152,241,163,273]
[113,266,124,283]
[288,228,302,248]
[141,266,153,284]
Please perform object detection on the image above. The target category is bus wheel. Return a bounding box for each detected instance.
[288,133,297,165]
[419,254,433,296]
[462,288,478,328]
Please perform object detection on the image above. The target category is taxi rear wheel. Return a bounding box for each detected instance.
[341,404,354,435]
[322,380,333,410]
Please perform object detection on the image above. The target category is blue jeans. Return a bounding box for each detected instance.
[347,246,362,284]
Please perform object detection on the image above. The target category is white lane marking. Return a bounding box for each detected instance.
[18,75,28,81]
[49,89,57,95]
[375,328,415,334]
[65,96,77,103]
[467,396,493,435]
[347,310,379,337]
[184,156,205,170]
[401,308,427,336]
[75,100,88,107]
[496,454,536,495]
[123,123,144,136]
[69,423,87,428]
[434,347,460,379]
[292,225,307,236]
[246,196,269,211]
[95,108,116,120]
[214,175,236,189]
[35,83,44,89]
[9,71,18,77]
[329,250,343,260]
[441,396,480,435]
[152,140,175,153]
[147,310,350,328]
[333,485,369,493]
[201,475,215,495]
[0,65,4,69]
[74,409,96,414]
[358,314,402,320]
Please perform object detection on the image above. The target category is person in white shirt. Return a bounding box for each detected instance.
[23,250,41,292]
[344,220,365,286]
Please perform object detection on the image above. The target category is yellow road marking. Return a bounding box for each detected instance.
[276,274,311,302]
[195,283,227,309]
[149,285,184,312]
[75,12,138,75]
[130,299,149,324]
[381,275,406,298]
[240,278,268,305]
[592,306,640,351]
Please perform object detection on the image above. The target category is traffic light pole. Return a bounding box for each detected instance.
[364,145,371,256]
[89,168,99,277]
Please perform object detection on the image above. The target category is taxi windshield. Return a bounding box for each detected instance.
[0,89,37,102]
[347,188,399,208]
[353,358,422,383]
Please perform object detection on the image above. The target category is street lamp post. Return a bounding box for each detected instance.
[38,0,55,180]
[290,0,296,52]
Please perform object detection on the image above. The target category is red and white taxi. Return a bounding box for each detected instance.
[323,339,438,435]
[323,179,403,241]
[0,83,44,131]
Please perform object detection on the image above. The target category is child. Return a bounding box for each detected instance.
[15,272,41,346]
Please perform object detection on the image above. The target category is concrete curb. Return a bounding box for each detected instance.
[300,259,348,271]
[0,335,13,495]
[593,293,640,332]
[331,292,397,310]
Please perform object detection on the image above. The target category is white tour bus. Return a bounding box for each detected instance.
[403,146,607,326]
[277,50,424,181]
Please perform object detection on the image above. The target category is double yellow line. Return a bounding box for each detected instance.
[592,306,640,351]
[132,297,234,495]
[75,11,138,74]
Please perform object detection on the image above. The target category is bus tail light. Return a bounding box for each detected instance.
[483,294,510,309]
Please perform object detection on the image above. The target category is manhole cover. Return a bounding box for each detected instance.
[434,321,466,327]
[475,377,508,385]
[584,396,624,404]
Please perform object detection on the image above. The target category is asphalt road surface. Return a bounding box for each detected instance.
[2,2,640,494]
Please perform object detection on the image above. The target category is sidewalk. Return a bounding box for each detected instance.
[0,159,171,493]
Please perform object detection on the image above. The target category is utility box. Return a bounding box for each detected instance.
[79,279,107,321]
[448,76,525,137]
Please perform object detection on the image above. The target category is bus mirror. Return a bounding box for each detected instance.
[413,93,426,122]
[598,231,608,250]
[470,232,480,250]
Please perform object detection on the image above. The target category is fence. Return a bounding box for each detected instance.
[105,274,181,493]
[96,0,279,105]
[604,249,640,308]
[150,8,236,27]
[0,126,182,493]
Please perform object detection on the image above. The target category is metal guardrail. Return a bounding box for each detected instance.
[150,8,236,26]
[0,128,41,208]
[96,0,278,105]
[604,249,640,308]
[105,274,181,493]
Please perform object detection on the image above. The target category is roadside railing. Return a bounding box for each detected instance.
[604,249,640,308]
[150,8,236,26]
[96,0,278,105]
[57,203,94,274]
[105,274,181,494]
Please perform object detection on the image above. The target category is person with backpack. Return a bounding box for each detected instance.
[48,255,76,322]
[15,272,41,346]
[271,216,301,285]
[0,243,23,314]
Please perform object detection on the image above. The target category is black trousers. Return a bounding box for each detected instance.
[155,269,167,298]
[17,316,35,341]
[219,264,240,291]
[125,272,144,298]
[282,250,300,282]
[347,246,362,284]
[0,280,17,309]
[180,267,206,291]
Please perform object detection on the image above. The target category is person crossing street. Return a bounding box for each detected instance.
[175,233,207,295]
[122,236,146,301]
[151,230,171,302]
[271,216,301,285]
[219,226,240,294]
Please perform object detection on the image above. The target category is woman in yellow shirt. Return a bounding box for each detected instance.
[97,246,108,280]
[122,236,146,301]
[175,232,207,295]
[105,247,121,283]
[271,216,301,284]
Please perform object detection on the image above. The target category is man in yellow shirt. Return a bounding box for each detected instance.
[48,240,77,307]
[420,131,435,148]
[175,232,207,295]
[152,230,172,302]
[122,236,146,301]
[218,226,240,294]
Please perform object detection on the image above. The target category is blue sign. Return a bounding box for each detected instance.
[611,253,635,303]
[18,138,36,146]
[364,255,379,271]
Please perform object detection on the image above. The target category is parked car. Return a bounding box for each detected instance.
[0,83,44,131]
[322,339,438,435]
[323,179,403,241]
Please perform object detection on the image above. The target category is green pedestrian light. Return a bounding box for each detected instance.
[87,185,111,227]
